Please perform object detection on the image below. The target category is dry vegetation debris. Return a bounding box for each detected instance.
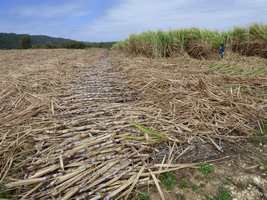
[111,51,267,139]
[0,49,266,199]
[0,49,103,184]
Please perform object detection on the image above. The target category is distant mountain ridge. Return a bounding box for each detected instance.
[0,33,78,49]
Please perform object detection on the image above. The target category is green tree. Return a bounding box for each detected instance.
[62,41,86,49]
[20,36,32,49]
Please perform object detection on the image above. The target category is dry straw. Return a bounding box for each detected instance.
[1,47,267,199]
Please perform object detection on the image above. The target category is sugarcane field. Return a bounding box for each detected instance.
[1,3,267,199]
[0,33,267,199]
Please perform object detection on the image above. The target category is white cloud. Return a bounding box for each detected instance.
[12,1,89,18]
[3,0,267,41]
[80,0,267,41]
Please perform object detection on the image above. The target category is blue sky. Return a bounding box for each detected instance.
[0,0,267,42]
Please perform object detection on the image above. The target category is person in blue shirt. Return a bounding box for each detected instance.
[219,43,225,58]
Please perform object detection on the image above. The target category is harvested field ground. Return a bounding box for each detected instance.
[0,49,267,199]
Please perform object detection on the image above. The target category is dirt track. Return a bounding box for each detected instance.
[54,51,138,128]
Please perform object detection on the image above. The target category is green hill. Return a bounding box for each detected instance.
[0,33,75,49]
[0,33,115,49]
